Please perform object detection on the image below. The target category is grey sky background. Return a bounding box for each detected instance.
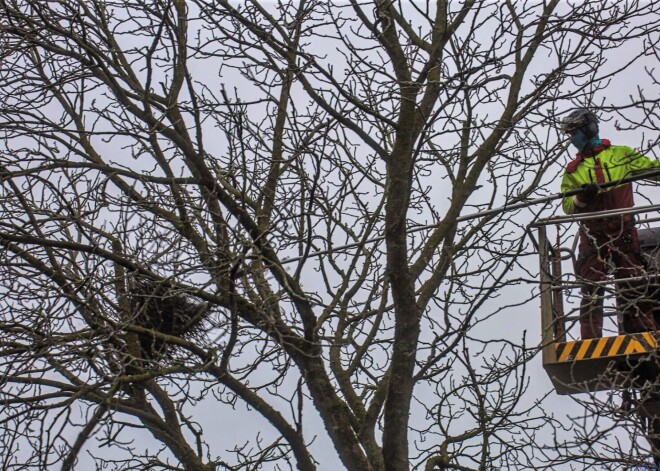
[1,1,659,470]
[60,22,660,471]
[54,4,660,469]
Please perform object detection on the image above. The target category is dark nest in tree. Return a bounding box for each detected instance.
[127,276,212,359]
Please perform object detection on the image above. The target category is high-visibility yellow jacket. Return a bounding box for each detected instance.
[561,140,660,237]
[562,141,660,213]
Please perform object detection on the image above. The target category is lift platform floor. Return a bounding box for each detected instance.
[545,331,660,395]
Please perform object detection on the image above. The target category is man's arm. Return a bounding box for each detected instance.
[619,146,660,179]
[561,172,580,215]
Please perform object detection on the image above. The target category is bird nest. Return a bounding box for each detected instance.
[127,276,211,358]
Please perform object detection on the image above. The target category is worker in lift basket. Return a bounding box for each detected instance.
[560,108,660,339]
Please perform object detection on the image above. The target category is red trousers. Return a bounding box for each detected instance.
[576,228,656,339]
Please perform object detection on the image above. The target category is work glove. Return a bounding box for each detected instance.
[576,183,599,204]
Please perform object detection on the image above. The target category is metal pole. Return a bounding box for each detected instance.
[280,168,660,265]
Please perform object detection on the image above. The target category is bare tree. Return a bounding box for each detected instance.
[0,1,658,470]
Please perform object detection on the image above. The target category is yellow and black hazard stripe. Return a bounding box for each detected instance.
[555,331,660,363]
